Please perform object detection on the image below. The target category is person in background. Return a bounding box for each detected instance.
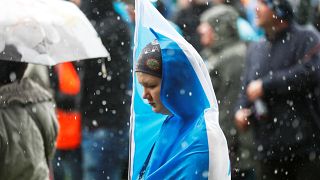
[312,0,320,31]
[0,60,58,180]
[80,0,132,179]
[50,62,83,180]
[234,0,320,179]
[240,0,265,40]
[198,4,259,180]
[172,0,210,52]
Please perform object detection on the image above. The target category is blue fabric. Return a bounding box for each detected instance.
[144,115,209,179]
[237,17,263,42]
[131,15,211,180]
[113,1,131,23]
[131,0,230,179]
[131,4,167,176]
[243,0,265,39]
[154,30,210,119]
[138,30,210,179]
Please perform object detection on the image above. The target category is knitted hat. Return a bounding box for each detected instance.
[263,0,293,21]
[135,40,162,78]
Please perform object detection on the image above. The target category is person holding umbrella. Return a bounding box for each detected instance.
[0,60,58,179]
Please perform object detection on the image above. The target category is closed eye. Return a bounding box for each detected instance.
[144,84,157,89]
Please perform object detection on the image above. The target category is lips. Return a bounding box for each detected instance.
[149,102,156,107]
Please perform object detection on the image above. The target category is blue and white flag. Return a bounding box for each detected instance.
[130,0,230,179]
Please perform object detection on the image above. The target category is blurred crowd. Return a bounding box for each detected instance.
[1,0,320,180]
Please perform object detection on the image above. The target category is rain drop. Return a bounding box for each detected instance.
[179,89,186,95]
[181,141,188,149]
[9,72,17,82]
[92,120,98,127]
[202,171,209,178]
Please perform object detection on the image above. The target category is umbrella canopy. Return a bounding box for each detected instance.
[0,0,109,65]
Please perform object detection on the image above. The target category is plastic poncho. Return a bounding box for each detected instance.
[129,0,230,179]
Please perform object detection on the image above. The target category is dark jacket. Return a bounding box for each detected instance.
[80,0,131,130]
[173,3,209,52]
[237,23,320,160]
[0,78,58,180]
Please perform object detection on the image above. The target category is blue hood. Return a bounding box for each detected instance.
[155,30,210,120]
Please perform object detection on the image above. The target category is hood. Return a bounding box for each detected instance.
[154,31,211,120]
[201,4,240,52]
[0,78,53,107]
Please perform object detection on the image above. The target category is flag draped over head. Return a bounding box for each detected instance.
[130,0,230,179]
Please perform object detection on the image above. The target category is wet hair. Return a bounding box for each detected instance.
[0,60,28,85]
[135,40,162,78]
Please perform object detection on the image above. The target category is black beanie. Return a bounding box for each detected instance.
[263,0,293,21]
[135,40,162,78]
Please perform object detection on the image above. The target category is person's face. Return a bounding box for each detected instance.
[255,0,276,28]
[198,22,215,47]
[136,72,170,115]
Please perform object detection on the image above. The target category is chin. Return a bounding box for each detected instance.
[152,107,169,115]
[152,107,161,114]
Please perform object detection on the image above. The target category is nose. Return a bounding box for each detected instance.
[142,88,150,100]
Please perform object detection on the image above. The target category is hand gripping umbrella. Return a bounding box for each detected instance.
[0,0,109,65]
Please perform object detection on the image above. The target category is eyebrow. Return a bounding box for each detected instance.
[140,81,155,87]
[139,81,148,86]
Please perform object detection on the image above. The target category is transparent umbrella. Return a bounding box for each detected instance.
[0,0,109,65]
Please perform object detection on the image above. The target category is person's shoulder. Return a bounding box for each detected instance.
[292,23,320,40]
[0,78,53,107]
[247,39,266,52]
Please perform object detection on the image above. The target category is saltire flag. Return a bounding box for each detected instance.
[129,0,231,179]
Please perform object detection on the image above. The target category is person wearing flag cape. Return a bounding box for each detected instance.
[130,0,230,179]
